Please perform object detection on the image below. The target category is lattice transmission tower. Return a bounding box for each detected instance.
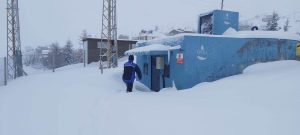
[7,0,24,79]
[99,0,118,73]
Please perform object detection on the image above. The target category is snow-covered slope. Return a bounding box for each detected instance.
[240,12,300,34]
[0,60,300,135]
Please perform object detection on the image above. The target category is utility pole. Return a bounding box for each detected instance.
[4,57,7,85]
[7,0,25,79]
[221,0,224,10]
[99,0,118,73]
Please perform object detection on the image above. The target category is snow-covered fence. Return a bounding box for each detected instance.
[0,57,7,86]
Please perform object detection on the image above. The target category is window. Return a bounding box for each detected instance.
[97,42,108,49]
[143,63,148,75]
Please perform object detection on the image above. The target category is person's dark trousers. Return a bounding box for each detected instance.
[126,83,133,92]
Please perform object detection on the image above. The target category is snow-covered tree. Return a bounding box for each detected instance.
[63,40,74,65]
[73,48,84,64]
[239,21,253,31]
[48,42,63,71]
[263,12,280,31]
[283,19,290,32]
[79,30,91,46]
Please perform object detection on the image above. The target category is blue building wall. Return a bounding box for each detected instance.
[136,52,173,90]
[132,9,298,91]
[198,10,239,35]
[135,35,298,90]
[174,36,297,89]
[213,10,239,35]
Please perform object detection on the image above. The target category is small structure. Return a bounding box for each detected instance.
[125,10,300,91]
[132,30,166,40]
[167,29,195,36]
[83,38,137,64]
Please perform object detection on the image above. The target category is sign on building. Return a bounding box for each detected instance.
[176,53,183,64]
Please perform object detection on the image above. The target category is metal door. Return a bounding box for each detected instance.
[151,56,160,92]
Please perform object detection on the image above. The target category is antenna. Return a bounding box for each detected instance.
[99,0,118,73]
[221,0,224,10]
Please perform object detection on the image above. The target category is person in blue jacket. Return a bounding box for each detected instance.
[122,55,142,92]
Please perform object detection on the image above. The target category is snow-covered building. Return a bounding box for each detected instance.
[132,30,166,40]
[125,10,300,91]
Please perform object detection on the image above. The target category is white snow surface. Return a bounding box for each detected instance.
[1,60,300,135]
[223,27,238,35]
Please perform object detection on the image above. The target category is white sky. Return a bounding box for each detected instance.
[1,0,300,57]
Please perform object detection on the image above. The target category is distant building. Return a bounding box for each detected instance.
[167,29,195,36]
[41,50,50,58]
[132,30,166,40]
[118,34,130,40]
[82,38,138,64]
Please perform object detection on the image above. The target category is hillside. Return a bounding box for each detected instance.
[240,12,300,34]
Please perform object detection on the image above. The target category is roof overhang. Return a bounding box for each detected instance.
[125,44,181,55]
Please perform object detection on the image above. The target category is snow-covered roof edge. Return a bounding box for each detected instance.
[125,44,181,55]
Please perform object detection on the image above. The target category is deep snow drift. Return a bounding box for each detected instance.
[0,60,300,135]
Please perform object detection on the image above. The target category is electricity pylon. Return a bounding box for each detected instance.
[99,0,118,73]
[221,0,224,10]
[7,0,25,79]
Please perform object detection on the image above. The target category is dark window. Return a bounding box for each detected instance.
[144,63,148,75]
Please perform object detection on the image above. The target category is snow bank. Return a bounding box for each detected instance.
[1,60,300,135]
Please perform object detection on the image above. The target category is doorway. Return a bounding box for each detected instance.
[151,56,160,92]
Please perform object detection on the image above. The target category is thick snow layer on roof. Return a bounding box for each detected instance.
[170,30,300,41]
[223,29,300,41]
[137,30,299,45]
[125,44,181,55]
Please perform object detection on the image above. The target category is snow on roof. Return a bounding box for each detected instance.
[223,30,300,41]
[170,30,300,41]
[223,27,238,35]
[125,44,181,55]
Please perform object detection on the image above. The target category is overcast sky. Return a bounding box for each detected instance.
[1,0,300,56]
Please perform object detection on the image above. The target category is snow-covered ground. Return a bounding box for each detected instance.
[1,60,300,135]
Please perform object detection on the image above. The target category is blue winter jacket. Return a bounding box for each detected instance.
[122,60,142,84]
